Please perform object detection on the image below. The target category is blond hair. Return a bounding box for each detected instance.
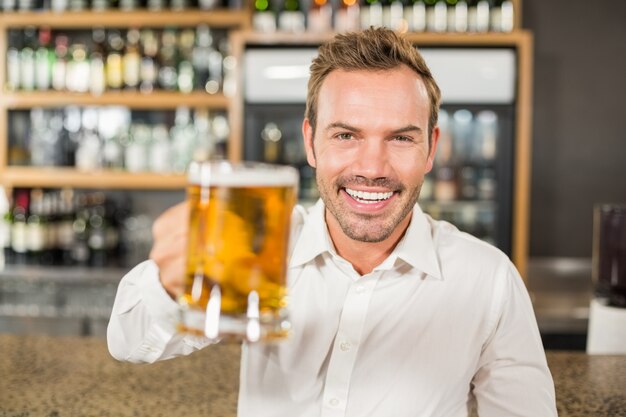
[306,28,441,145]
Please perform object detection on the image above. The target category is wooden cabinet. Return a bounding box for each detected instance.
[0,9,250,190]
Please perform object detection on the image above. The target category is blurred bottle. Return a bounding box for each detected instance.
[361,0,383,29]
[6,31,22,92]
[192,25,213,92]
[383,0,405,32]
[308,0,333,33]
[51,34,69,91]
[19,27,37,91]
[35,28,54,91]
[11,189,29,264]
[157,29,179,91]
[490,0,513,32]
[89,28,107,96]
[171,107,198,172]
[434,110,457,202]
[198,0,218,10]
[467,0,489,32]
[177,28,195,93]
[405,0,426,32]
[125,124,150,173]
[426,0,447,32]
[139,29,159,94]
[149,124,172,172]
[106,30,125,90]
[253,0,277,33]
[26,189,47,265]
[57,188,76,265]
[279,0,306,33]
[447,0,468,32]
[75,108,102,171]
[0,188,12,268]
[66,42,90,93]
[334,0,360,32]
[261,122,282,163]
[123,28,142,90]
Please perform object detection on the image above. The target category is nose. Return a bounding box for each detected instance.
[351,138,390,180]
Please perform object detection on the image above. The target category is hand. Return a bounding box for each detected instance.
[149,201,189,300]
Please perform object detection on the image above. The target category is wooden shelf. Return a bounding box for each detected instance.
[0,90,230,109]
[2,167,187,189]
[0,9,250,29]
[231,30,531,47]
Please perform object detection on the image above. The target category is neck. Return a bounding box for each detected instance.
[326,211,412,276]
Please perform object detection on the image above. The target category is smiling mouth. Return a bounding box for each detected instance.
[344,188,395,204]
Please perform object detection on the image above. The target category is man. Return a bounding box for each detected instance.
[108,28,557,417]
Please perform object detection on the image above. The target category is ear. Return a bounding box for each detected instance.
[302,118,317,168]
[424,126,440,174]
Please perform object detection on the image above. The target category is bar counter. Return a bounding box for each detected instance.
[0,334,625,417]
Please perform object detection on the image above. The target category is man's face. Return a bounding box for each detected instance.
[303,65,439,243]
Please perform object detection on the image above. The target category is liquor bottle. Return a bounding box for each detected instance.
[19,27,37,91]
[192,25,212,92]
[191,109,215,161]
[25,189,46,265]
[0,187,11,267]
[51,34,69,91]
[102,130,124,169]
[149,124,172,173]
[211,113,230,159]
[123,28,141,90]
[124,124,150,173]
[222,48,237,98]
[89,28,106,96]
[261,122,283,163]
[448,0,468,32]
[334,0,360,32]
[405,0,426,32]
[2,0,17,11]
[308,0,333,33]
[157,28,179,91]
[279,0,306,33]
[6,31,22,92]
[177,28,195,93]
[71,193,90,265]
[383,0,405,32]
[86,192,108,267]
[51,0,68,11]
[467,0,489,32]
[75,108,102,171]
[205,39,225,95]
[35,28,54,91]
[171,107,198,172]
[490,0,513,32]
[253,0,277,33]
[10,189,29,264]
[106,30,125,91]
[198,0,217,10]
[361,0,383,29]
[57,188,76,265]
[66,42,90,93]
[139,29,159,94]
[476,110,498,163]
[426,0,447,32]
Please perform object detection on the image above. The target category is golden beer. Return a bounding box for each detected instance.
[179,161,298,342]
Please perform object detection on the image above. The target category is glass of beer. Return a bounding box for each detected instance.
[178,160,298,342]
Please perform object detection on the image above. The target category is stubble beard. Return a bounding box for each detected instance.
[316,174,423,243]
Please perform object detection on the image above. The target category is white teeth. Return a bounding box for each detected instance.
[345,188,394,203]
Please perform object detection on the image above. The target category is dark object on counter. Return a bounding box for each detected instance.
[594,204,626,307]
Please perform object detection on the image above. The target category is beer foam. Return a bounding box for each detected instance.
[188,161,299,187]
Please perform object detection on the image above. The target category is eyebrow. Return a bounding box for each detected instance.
[325,122,423,135]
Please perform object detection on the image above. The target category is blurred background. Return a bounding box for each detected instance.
[0,0,624,350]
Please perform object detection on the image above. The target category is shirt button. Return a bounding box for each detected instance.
[339,341,351,352]
[329,398,340,407]
[355,285,366,294]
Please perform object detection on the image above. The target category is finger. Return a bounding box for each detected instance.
[152,201,189,238]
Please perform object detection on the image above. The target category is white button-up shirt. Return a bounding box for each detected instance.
[107,200,557,417]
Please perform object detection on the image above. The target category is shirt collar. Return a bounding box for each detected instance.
[393,204,443,280]
[289,199,332,268]
[288,200,443,280]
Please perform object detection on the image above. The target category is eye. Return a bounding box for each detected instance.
[335,132,354,140]
[391,135,414,143]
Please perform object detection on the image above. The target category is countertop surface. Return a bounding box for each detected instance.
[1,334,626,417]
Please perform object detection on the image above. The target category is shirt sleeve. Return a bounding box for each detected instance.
[106,260,212,364]
[472,261,558,417]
